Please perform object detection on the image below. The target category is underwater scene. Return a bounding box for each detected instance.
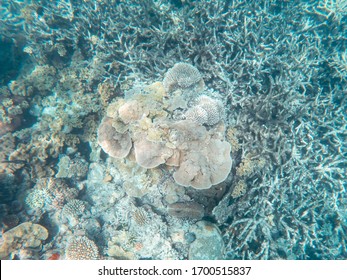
[0,0,346,260]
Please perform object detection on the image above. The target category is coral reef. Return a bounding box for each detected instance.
[0,0,346,260]
[25,178,79,211]
[56,155,89,179]
[98,66,232,189]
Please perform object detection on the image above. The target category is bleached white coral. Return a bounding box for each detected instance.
[184,106,209,125]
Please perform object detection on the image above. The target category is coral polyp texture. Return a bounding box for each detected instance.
[0,0,346,261]
[184,95,224,126]
[97,65,232,189]
[163,63,205,93]
[65,236,99,260]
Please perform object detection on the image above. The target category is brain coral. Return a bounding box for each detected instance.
[163,62,205,93]
[97,117,132,158]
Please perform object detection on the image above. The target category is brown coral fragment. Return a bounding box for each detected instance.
[0,222,48,259]
[168,202,204,219]
[98,117,132,159]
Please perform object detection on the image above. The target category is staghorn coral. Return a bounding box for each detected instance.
[163,63,205,94]
[0,222,48,259]
[65,236,99,260]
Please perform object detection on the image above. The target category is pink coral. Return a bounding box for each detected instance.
[97,117,132,158]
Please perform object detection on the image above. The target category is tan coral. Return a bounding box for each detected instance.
[0,222,48,259]
[98,117,132,159]
[169,120,232,189]
[173,138,232,189]
[118,100,143,124]
[231,180,247,198]
[65,236,99,260]
[133,133,174,168]
[97,75,232,190]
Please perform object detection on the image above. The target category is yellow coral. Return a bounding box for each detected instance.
[231,180,247,198]
[236,155,266,177]
[226,127,241,153]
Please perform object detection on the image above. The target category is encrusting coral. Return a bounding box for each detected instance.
[0,222,48,259]
[97,63,232,189]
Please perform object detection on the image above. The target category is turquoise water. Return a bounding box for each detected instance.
[0,0,346,260]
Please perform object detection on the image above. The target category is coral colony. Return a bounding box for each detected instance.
[0,0,346,260]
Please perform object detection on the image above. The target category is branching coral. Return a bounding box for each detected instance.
[25,177,79,211]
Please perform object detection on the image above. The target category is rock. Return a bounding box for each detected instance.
[188,221,224,260]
